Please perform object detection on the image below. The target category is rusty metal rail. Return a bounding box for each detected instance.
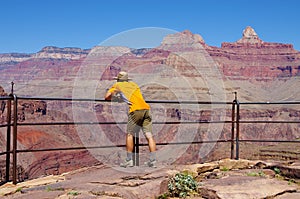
[1,94,300,185]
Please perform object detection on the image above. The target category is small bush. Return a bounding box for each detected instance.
[220,166,229,171]
[167,172,198,198]
[157,193,168,199]
[247,170,265,177]
[274,167,281,175]
[15,187,22,192]
[68,191,79,196]
[45,186,64,192]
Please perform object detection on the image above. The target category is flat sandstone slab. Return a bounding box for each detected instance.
[202,175,298,199]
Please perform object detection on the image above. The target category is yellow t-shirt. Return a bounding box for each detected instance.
[108,81,150,113]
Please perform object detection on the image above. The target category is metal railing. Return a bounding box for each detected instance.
[0,94,300,184]
[234,101,300,160]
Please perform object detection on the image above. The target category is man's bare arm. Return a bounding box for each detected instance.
[104,91,112,100]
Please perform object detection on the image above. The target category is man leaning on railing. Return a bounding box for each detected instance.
[105,71,157,168]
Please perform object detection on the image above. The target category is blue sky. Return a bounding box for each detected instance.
[1,0,299,53]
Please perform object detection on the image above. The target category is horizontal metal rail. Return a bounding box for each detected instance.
[0,151,8,156]
[239,139,300,143]
[240,101,300,105]
[16,120,234,126]
[15,139,232,153]
[0,124,10,128]
[16,144,127,153]
[17,96,234,105]
[238,121,300,124]
[0,96,12,100]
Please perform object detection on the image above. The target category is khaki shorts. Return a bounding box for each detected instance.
[127,109,153,138]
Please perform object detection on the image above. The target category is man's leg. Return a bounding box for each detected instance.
[120,133,134,167]
[126,133,134,153]
[143,110,157,167]
[146,136,156,152]
[122,111,137,167]
[144,133,157,168]
[127,111,138,154]
[143,110,155,152]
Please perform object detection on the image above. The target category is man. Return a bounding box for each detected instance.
[105,71,157,168]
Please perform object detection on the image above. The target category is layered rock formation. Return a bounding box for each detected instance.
[208,26,300,81]
[0,26,299,100]
[0,26,299,97]
[0,46,89,64]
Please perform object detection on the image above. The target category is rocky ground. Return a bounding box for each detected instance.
[0,159,299,199]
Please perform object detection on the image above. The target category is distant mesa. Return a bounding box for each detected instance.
[160,29,205,46]
[38,46,90,54]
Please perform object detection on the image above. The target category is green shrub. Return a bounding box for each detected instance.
[247,170,265,177]
[274,167,281,175]
[15,187,22,192]
[68,191,79,196]
[167,172,198,198]
[157,193,168,199]
[220,166,229,171]
[45,186,64,192]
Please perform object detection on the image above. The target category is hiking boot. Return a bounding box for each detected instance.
[120,159,134,168]
[145,160,157,168]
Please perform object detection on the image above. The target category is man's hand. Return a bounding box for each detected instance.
[113,92,123,103]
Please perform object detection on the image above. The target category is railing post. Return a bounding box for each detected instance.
[133,132,139,166]
[5,96,12,182]
[12,94,18,184]
[235,100,240,160]
[230,99,236,159]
